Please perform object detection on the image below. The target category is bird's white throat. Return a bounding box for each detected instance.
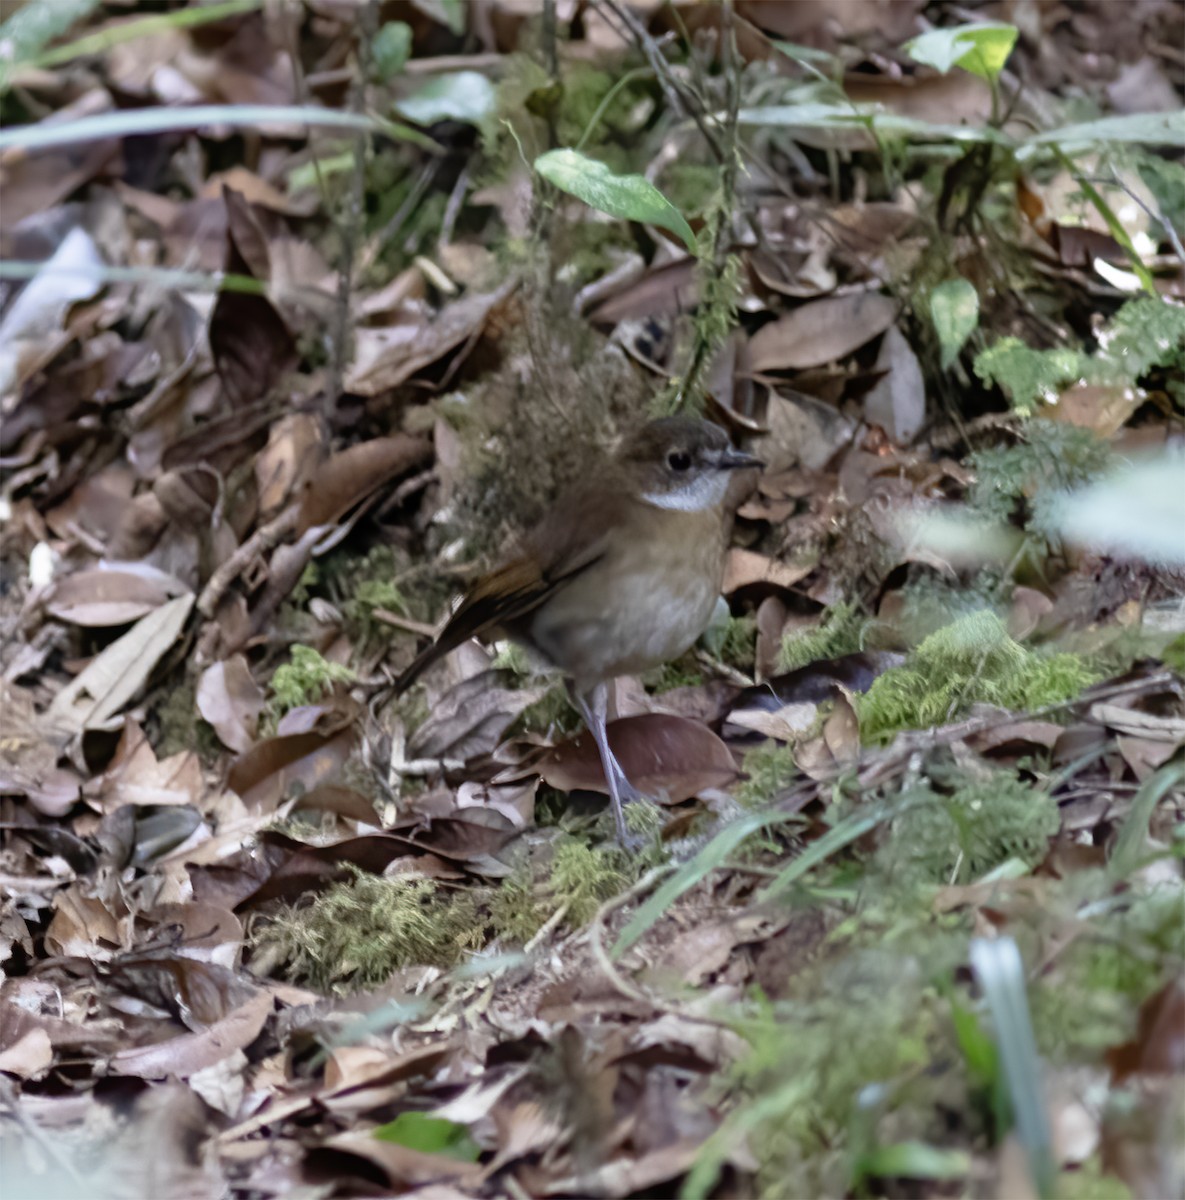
[641,470,731,512]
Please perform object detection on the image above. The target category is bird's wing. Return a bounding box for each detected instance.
[394,486,620,691]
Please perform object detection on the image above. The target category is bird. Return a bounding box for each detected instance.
[396,416,762,843]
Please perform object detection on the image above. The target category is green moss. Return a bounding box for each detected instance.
[551,838,628,925]
[779,601,865,672]
[878,775,1059,887]
[254,869,483,992]
[855,610,1099,743]
[149,676,218,761]
[488,836,629,944]
[1030,883,1185,1061]
[488,867,547,943]
[693,955,952,1200]
[269,645,356,720]
[735,742,801,808]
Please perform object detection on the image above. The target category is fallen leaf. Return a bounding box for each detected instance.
[410,671,552,762]
[0,1027,53,1078]
[863,325,926,445]
[44,565,189,627]
[723,548,813,593]
[108,988,274,1079]
[345,281,516,395]
[296,434,432,534]
[47,594,194,739]
[196,656,266,754]
[541,714,740,803]
[748,292,898,371]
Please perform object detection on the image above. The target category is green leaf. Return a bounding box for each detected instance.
[372,1113,480,1162]
[905,22,1018,83]
[534,148,697,253]
[373,21,413,81]
[612,810,786,958]
[395,71,496,127]
[929,278,979,369]
[0,0,102,92]
[1024,111,1185,150]
[855,1141,971,1181]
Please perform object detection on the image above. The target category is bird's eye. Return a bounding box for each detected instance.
[667,450,692,472]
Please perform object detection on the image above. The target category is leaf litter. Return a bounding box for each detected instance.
[0,2,1182,1198]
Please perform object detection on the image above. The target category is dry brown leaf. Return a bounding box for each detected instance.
[0,1027,53,1078]
[296,434,432,534]
[1050,383,1142,439]
[726,701,818,742]
[227,726,355,812]
[723,548,813,593]
[312,1132,483,1189]
[108,988,273,1079]
[254,413,324,520]
[345,281,516,396]
[47,594,194,739]
[862,325,925,446]
[410,671,552,762]
[44,565,189,628]
[88,720,202,811]
[196,656,266,754]
[748,293,898,372]
[541,714,739,804]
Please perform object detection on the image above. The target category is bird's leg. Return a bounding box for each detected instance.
[574,682,641,845]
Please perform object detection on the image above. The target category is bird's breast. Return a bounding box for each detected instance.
[525,506,727,688]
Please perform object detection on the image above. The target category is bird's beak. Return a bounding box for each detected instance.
[715,446,764,471]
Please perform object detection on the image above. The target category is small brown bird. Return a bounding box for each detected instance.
[398,416,761,842]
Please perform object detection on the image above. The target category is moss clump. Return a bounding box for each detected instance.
[488,837,628,944]
[551,838,628,924]
[1030,883,1185,1061]
[735,741,801,808]
[694,955,950,1200]
[877,775,1059,887]
[856,610,1098,743]
[254,869,483,992]
[269,645,355,720]
[779,601,864,672]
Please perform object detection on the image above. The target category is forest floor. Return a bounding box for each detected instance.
[0,2,1183,1198]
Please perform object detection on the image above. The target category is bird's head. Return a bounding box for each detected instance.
[617,416,762,512]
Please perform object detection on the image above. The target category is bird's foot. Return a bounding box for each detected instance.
[609,788,662,851]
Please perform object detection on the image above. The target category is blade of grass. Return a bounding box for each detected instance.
[1053,147,1157,294]
[611,809,790,959]
[0,104,440,154]
[1108,760,1184,882]
[756,800,896,903]
[970,937,1055,1199]
[30,0,261,70]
